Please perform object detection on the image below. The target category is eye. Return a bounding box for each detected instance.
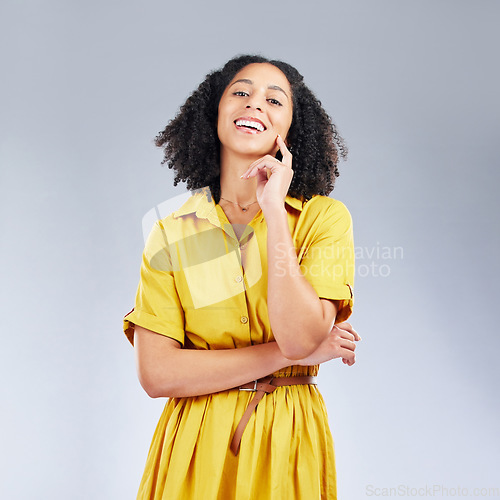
[268,98,282,106]
[233,91,249,97]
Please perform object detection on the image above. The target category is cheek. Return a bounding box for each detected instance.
[217,100,233,131]
[275,108,293,133]
[216,115,232,144]
[217,113,230,134]
[277,119,292,139]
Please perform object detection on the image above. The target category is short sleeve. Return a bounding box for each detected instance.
[299,200,355,323]
[123,220,185,346]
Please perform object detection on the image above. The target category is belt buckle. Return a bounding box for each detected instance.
[239,380,258,392]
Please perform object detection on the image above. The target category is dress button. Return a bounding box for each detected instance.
[234,275,243,283]
[240,316,248,324]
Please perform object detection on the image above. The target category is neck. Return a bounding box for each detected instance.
[219,147,260,204]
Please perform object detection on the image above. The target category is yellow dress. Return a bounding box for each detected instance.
[123,186,355,500]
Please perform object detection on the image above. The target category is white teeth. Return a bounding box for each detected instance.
[235,119,265,132]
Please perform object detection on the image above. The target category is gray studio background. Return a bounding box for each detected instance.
[1,1,498,499]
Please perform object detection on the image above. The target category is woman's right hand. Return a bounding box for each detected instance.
[293,321,361,367]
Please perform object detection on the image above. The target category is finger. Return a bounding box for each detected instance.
[240,157,266,179]
[276,134,292,168]
[339,348,356,365]
[334,322,362,341]
[339,338,356,352]
[241,155,273,177]
[246,154,273,171]
[242,156,284,179]
[332,326,355,342]
[242,162,271,179]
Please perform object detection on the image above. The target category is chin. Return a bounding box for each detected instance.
[231,140,277,158]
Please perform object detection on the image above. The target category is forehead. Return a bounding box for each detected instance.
[227,63,291,94]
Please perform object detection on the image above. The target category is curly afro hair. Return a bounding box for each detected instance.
[155,54,348,204]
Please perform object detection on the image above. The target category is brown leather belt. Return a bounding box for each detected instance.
[230,375,317,455]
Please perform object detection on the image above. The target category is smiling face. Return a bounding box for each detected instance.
[217,63,293,159]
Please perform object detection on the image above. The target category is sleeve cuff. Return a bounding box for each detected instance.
[123,308,185,347]
[312,283,354,324]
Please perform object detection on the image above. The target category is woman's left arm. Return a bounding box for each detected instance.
[242,136,351,360]
[266,207,340,359]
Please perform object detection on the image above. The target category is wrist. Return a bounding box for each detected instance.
[261,202,287,220]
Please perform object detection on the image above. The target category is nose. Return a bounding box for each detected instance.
[245,93,264,112]
[246,104,262,111]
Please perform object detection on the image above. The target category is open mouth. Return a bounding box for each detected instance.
[234,118,267,133]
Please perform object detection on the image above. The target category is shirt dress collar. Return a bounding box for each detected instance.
[172,186,304,220]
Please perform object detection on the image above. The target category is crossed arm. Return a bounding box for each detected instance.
[134,315,360,399]
[134,141,360,398]
[134,207,361,398]
[134,204,360,399]
[134,213,360,400]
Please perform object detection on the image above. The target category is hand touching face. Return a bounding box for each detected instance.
[217,63,293,159]
[240,134,294,210]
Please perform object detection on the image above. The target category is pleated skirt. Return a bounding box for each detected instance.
[136,366,337,500]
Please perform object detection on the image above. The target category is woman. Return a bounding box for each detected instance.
[124,54,361,499]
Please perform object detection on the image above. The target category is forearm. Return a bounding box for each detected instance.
[265,205,332,359]
[135,328,293,398]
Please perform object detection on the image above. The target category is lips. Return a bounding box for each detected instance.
[234,116,267,133]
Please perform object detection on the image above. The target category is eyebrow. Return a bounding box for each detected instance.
[229,79,289,99]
